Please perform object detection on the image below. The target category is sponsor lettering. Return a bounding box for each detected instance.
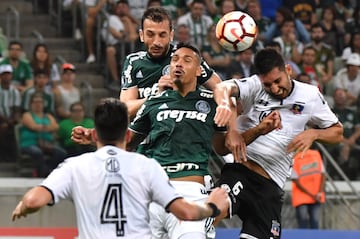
[156,110,207,122]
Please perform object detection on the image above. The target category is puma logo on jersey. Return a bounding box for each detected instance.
[158,103,169,109]
[136,70,143,78]
[156,110,208,122]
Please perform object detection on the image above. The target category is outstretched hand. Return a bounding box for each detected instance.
[287,129,317,158]
[71,126,93,145]
[11,201,26,221]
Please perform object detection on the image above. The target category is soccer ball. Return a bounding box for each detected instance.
[215,11,257,52]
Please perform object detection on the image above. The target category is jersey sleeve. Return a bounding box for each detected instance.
[121,55,136,89]
[147,158,182,208]
[234,76,262,111]
[40,158,74,205]
[129,100,151,134]
[308,90,339,128]
[197,58,214,85]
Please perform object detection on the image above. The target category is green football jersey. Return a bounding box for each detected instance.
[121,44,214,99]
[129,88,225,179]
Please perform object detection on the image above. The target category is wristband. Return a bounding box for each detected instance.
[207,202,221,217]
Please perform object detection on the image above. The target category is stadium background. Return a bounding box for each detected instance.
[0,0,360,238]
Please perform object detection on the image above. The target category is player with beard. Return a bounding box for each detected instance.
[127,43,281,239]
[119,7,221,120]
[11,98,231,239]
[213,48,343,239]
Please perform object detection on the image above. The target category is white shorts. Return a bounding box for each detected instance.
[150,181,209,239]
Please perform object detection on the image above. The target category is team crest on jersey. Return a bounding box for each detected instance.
[105,157,120,172]
[290,103,304,114]
[162,65,170,75]
[270,220,280,237]
[195,100,211,114]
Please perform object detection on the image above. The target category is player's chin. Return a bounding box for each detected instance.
[149,49,166,58]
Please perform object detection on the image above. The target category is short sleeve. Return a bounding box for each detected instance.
[308,90,339,128]
[197,59,214,85]
[129,101,151,135]
[121,56,135,89]
[40,159,73,204]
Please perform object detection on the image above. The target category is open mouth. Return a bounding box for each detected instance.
[174,69,183,78]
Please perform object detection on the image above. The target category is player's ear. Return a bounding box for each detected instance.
[285,64,292,78]
[170,29,174,42]
[139,29,144,42]
[196,65,202,77]
[125,129,132,144]
[91,129,97,143]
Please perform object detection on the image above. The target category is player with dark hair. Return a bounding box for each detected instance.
[213,48,343,239]
[11,98,230,239]
[127,42,280,239]
[120,7,221,119]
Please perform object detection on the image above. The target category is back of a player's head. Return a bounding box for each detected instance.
[254,48,285,75]
[94,98,128,144]
[141,7,172,31]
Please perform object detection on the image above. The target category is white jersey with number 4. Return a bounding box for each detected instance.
[41,145,182,239]
[234,75,339,188]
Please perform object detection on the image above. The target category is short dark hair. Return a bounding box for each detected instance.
[116,0,128,4]
[94,98,128,144]
[296,73,311,84]
[141,7,172,31]
[70,101,84,111]
[175,42,201,62]
[310,23,324,32]
[8,40,23,50]
[34,69,50,77]
[254,48,285,75]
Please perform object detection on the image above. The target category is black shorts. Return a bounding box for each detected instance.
[216,163,284,239]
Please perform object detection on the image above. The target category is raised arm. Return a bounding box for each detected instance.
[119,88,147,121]
[213,80,240,127]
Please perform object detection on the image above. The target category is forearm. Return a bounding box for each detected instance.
[170,200,217,221]
[12,186,52,221]
[296,182,315,198]
[311,123,344,144]
[240,126,263,145]
[213,81,237,106]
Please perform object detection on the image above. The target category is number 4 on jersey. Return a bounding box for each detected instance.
[101,184,127,236]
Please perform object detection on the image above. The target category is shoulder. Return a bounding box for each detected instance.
[147,91,171,104]
[293,80,322,100]
[235,75,261,85]
[58,119,70,126]
[321,42,333,50]
[23,87,35,95]
[125,51,147,63]
[198,88,214,99]
[19,59,31,66]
